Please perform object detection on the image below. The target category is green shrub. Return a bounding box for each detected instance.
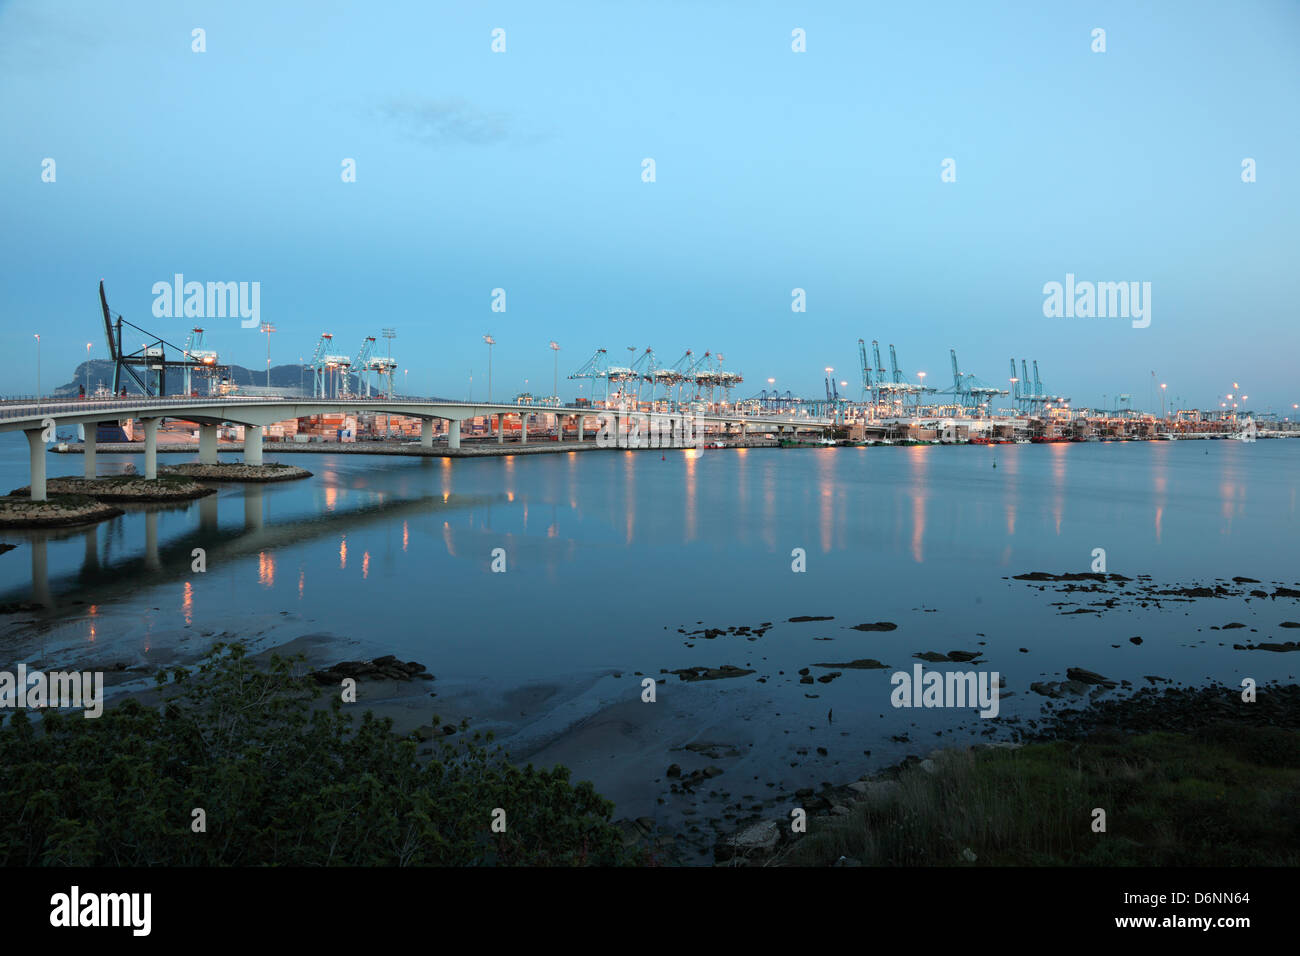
[0,643,640,866]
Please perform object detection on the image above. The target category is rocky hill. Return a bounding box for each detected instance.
[57,360,344,396]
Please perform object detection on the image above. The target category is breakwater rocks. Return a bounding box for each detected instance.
[8,475,215,503]
[1010,570,1300,606]
[0,494,125,529]
[159,462,312,482]
[311,655,435,685]
[1031,681,1300,739]
[712,747,996,865]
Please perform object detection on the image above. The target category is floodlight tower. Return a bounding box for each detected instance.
[549,341,560,405]
[260,322,276,388]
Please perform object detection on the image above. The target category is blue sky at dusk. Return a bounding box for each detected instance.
[2,0,1297,412]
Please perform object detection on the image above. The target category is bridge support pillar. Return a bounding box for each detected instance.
[448,419,461,450]
[244,425,263,466]
[420,417,434,448]
[25,428,47,502]
[497,415,505,445]
[199,423,219,465]
[142,417,160,480]
[83,423,97,478]
[555,413,562,443]
[577,415,585,442]
[520,413,528,445]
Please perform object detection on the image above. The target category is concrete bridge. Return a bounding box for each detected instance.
[0,396,832,500]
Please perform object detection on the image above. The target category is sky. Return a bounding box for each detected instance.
[2,0,1298,413]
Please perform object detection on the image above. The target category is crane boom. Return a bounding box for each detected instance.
[858,338,872,395]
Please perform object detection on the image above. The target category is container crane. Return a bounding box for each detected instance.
[310,334,334,398]
[182,328,218,396]
[570,348,611,405]
[630,347,656,405]
[355,336,376,395]
[858,338,874,402]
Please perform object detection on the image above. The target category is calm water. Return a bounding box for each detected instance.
[2,437,1298,734]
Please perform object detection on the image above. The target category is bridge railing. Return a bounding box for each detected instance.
[0,394,835,425]
[0,395,279,421]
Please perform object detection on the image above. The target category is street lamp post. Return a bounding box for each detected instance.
[85,342,92,394]
[34,334,40,398]
[381,328,396,438]
[626,346,637,412]
[484,335,495,402]
[260,322,276,389]
[917,371,927,415]
[550,341,560,406]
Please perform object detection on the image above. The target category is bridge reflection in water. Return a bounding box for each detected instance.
[2,483,506,617]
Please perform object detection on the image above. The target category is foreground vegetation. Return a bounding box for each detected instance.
[0,644,639,866]
[784,726,1300,866]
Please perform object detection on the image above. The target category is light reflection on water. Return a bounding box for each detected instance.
[0,441,1296,683]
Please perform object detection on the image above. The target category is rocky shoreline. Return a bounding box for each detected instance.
[159,462,312,482]
[7,474,215,503]
[1,474,216,528]
[715,680,1300,866]
[294,644,1300,866]
[0,494,126,529]
[14,559,1296,866]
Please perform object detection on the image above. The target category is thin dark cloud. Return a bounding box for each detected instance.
[376,97,513,146]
